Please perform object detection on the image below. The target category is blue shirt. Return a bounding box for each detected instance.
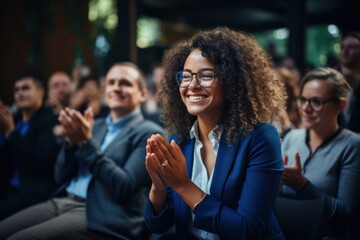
[9,120,30,188]
[66,109,141,199]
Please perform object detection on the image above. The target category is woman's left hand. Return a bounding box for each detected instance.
[282,152,308,191]
[147,134,191,192]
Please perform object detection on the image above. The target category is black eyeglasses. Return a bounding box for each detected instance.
[175,69,217,88]
[295,96,336,111]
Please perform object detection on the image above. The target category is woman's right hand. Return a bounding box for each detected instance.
[146,142,167,191]
[146,138,168,214]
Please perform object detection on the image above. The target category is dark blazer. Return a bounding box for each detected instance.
[55,113,164,240]
[0,106,60,219]
[145,123,285,240]
[4,106,60,194]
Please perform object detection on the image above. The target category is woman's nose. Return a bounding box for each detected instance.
[188,75,201,89]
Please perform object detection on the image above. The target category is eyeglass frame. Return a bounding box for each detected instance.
[175,69,217,88]
[295,96,337,111]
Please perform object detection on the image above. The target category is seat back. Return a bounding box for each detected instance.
[275,196,326,240]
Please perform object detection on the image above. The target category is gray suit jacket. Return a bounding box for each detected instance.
[55,113,164,239]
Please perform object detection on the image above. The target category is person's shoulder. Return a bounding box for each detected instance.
[34,106,58,123]
[91,117,106,130]
[340,128,360,137]
[339,128,360,145]
[336,129,360,165]
[251,123,279,138]
[137,119,164,134]
[283,128,306,139]
[253,123,277,132]
[237,123,281,147]
[281,128,306,148]
[38,106,56,116]
[94,117,106,125]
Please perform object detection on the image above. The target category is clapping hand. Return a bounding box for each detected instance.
[282,152,308,191]
[146,134,194,214]
[58,107,94,146]
[146,134,190,191]
[0,101,15,137]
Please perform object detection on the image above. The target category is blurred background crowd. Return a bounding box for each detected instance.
[1,0,359,106]
[0,0,360,239]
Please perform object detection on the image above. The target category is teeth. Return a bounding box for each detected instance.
[189,96,206,100]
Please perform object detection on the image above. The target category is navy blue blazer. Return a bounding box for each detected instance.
[145,123,285,239]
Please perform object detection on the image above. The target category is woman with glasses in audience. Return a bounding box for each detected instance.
[144,27,286,239]
[281,67,360,239]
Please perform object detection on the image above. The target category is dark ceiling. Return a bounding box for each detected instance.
[139,0,359,33]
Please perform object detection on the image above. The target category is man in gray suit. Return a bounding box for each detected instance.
[0,62,164,239]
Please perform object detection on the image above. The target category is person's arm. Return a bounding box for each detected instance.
[144,135,176,234]
[0,103,15,138]
[147,134,205,212]
[144,187,175,234]
[6,109,60,176]
[296,137,360,220]
[76,125,163,201]
[54,142,79,184]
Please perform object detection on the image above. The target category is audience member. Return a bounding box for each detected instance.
[69,60,92,110]
[280,67,360,239]
[325,53,338,69]
[0,70,60,220]
[0,131,10,200]
[275,67,302,138]
[0,62,164,240]
[143,62,165,127]
[280,55,301,84]
[144,27,286,239]
[266,41,283,66]
[46,71,72,114]
[77,75,109,119]
[339,31,360,133]
[70,58,91,91]
[46,71,73,142]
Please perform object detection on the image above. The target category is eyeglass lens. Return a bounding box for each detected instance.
[176,70,215,87]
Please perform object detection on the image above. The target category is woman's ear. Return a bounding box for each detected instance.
[337,99,347,113]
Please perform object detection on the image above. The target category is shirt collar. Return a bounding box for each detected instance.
[189,120,223,142]
[105,108,141,132]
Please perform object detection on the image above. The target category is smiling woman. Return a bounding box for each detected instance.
[144,27,286,240]
[281,67,360,239]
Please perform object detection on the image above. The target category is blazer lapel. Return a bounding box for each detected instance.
[100,114,144,150]
[173,138,195,228]
[182,139,195,178]
[210,136,240,199]
[93,119,107,145]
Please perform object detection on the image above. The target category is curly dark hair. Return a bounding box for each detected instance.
[159,27,285,144]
